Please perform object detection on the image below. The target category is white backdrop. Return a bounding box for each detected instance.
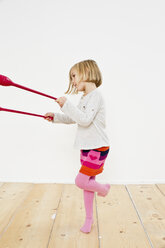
[0,0,164,184]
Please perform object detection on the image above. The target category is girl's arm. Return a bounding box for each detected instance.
[52,113,76,124]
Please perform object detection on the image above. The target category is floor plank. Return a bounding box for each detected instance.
[96,185,152,248]
[156,184,165,196]
[0,182,34,238]
[0,183,63,248]
[48,184,99,248]
[127,184,165,248]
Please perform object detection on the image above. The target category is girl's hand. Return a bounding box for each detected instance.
[44,112,54,122]
[55,97,67,108]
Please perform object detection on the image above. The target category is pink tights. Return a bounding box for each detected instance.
[75,172,110,233]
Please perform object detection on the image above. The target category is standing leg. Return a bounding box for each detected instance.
[80,188,95,233]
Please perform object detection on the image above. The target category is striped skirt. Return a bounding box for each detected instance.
[79,146,110,176]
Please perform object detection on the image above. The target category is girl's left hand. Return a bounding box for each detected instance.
[55,96,67,108]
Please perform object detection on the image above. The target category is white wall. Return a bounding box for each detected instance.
[0,0,164,184]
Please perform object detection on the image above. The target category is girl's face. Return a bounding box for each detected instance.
[71,69,85,92]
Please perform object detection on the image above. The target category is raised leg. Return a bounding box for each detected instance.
[75,172,110,196]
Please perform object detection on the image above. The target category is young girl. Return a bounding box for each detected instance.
[45,59,110,233]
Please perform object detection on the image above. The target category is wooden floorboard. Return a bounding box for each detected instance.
[127,184,165,248]
[0,183,4,188]
[0,182,34,238]
[0,182,164,248]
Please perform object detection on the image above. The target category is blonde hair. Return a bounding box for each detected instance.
[65,59,102,95]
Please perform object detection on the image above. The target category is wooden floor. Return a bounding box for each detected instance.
[0,183,165,248]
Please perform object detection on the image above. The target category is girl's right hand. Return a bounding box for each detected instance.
[44,112,55,122]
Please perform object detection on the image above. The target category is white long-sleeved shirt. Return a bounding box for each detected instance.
[52,87,110,150]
